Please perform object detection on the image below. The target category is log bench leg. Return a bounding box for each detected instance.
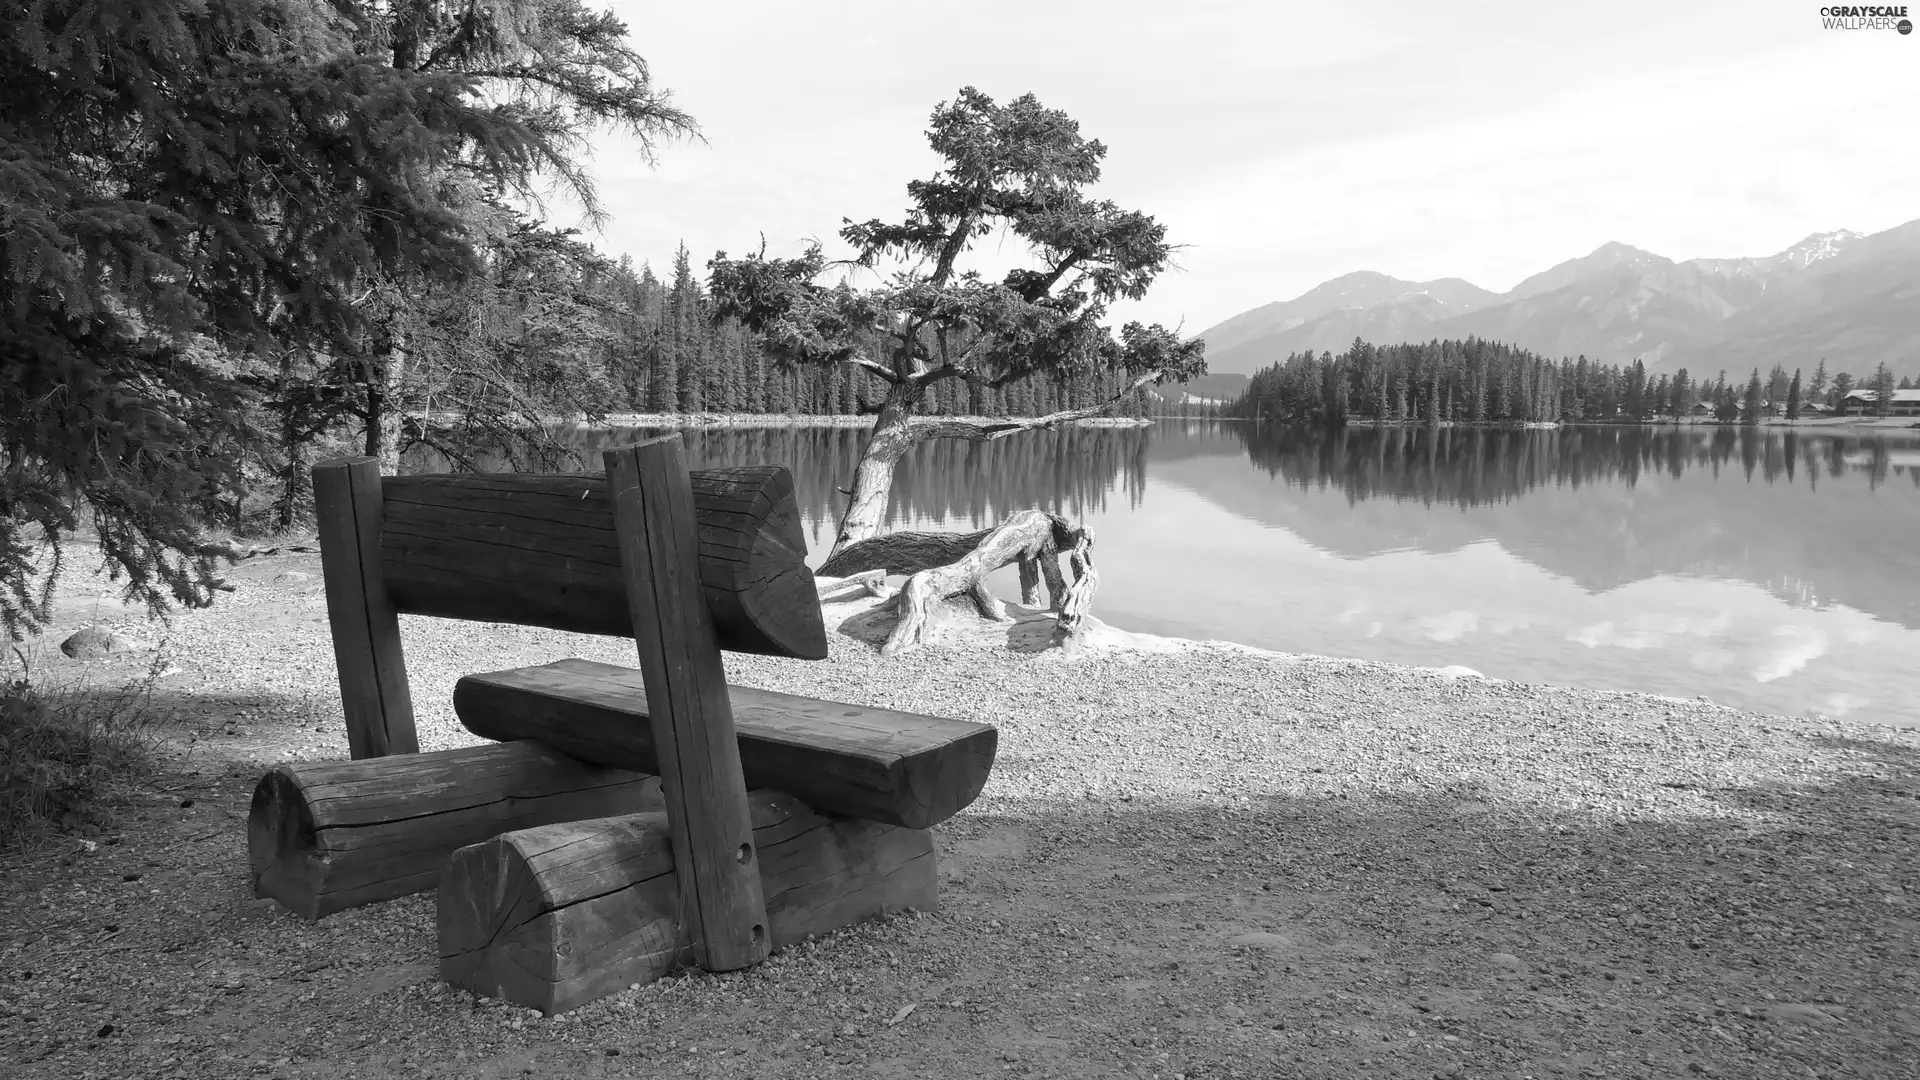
[437,790,938,1015]
[248,742,662,920]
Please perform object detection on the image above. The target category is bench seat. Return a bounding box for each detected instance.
[454,658,997,831]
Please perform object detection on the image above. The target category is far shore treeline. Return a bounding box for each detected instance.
[501,244,1162,425]
[1229,337,1909,424]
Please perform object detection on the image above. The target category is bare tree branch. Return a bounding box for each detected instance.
[904,368,1160,444]
[840,352,900,383]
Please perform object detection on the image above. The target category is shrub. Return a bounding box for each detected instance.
[0,651,167,850]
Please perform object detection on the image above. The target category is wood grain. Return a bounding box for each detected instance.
[437,791,937,1014]
[246,742,662,919]
[313,457,420,758]
[605,436,769,972]
[455,658,998,829]
[377,466,826,660]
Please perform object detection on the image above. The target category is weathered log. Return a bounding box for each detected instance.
[816,528,991,579]
[438,791,937,1015]
[247,742,663,919]
[454,658,997,830]
[371,463,826,660]
[817,523,1060,611]
[313,458,418,758]
[877,510,1095,655]
[604,436,769,973]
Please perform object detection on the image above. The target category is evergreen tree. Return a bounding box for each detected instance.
[709,88,1202,561]
[1766,364,1790,413]
[1871,362,1896,416]
[1786,369,1803,421]
[1,0,693,638]
[1742,370,1764,424]
[667,244,702,413]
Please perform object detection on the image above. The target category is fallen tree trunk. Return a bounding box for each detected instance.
[862,510,1099,655]
[816,529,992,580]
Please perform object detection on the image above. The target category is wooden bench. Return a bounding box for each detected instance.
[245,436,997,1013]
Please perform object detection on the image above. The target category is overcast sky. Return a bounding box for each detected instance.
[557,0,1920,334]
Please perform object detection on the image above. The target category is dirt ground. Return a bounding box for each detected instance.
[2,548,1917,1080]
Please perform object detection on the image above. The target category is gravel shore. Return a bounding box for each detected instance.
[3,552,1917,1080]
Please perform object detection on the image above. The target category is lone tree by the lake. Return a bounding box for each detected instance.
[707,87,1204,649]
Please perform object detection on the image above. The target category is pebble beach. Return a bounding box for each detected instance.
[2,553,1917,1080]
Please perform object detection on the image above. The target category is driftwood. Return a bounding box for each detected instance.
[454,658,997,830]
[247,742,662,919]
[816,529,993,580]
[815,569,892,602]
[438,791,936,1014]
[826,510,1101,655]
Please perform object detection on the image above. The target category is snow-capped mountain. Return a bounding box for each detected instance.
[1200,221,1918,380]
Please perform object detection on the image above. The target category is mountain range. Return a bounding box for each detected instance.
[1197,219,1920,383]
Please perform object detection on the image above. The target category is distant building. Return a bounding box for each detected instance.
[1837,388,1920,417]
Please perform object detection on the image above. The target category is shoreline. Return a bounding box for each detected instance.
[410,410,1159,430]
[1272,416,1920,432]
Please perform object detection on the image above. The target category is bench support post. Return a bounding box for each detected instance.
[313,456,418,758]
[605,436,771,972]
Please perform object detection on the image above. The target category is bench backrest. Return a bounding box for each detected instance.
[311,448,826,760]
[375,468,822,657]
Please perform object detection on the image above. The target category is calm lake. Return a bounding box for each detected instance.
[413,421,1920,728]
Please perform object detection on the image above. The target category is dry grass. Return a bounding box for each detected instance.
[0,644,173,850]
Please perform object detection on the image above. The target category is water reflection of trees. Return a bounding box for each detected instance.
[405,424,1153,531]
[1229,424,1920,505]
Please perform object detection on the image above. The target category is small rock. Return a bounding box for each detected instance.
[60,625,153,660]
[272,571,313,586]
[1488,952,1524,970]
